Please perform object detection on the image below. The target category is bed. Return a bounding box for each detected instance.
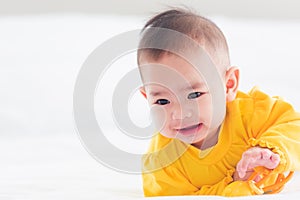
[0,14,299,199]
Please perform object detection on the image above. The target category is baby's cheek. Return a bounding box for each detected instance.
[202,95,224,128]
[197,97,212,119]
[150,106,168,133]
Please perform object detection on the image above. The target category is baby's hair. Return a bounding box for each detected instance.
[137,7,230,71]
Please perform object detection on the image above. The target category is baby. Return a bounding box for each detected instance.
[137,8,300,196]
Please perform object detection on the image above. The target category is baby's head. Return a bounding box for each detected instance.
[137,8,239,149]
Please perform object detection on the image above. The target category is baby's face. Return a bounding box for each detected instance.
[139,54,226,148]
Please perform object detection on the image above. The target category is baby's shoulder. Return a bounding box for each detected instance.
[237,86,270,101]
[227,86,284,120]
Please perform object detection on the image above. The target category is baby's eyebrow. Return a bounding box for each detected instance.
[182,82,206,91]
[149,91,168,97]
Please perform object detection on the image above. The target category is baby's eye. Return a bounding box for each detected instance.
[155,99,170,105]
[187,92,203,99]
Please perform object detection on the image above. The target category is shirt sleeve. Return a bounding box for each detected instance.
[142,165,234,196]
[247,89,300,173]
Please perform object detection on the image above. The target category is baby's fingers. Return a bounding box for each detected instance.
[261,148,273,159]
[265,153,280,169]
[247,148,280,169]
[236,157,253,178]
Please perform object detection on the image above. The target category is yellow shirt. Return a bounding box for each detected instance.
[142,87,300,196]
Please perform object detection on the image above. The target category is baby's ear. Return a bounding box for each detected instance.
[225,67,239,102]
[139,86,147,99]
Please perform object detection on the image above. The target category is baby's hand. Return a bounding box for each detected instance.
[235,147,280,180]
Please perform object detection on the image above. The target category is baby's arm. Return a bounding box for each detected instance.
[234,147,280,181]
[143,162,234,196]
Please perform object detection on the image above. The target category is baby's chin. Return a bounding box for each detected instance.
[173,133,207,146]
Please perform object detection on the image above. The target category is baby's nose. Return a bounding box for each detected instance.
[171,107,193,120]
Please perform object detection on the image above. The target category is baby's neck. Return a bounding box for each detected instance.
[192,126,221,150]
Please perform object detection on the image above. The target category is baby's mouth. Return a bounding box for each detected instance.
[176,123,202,135]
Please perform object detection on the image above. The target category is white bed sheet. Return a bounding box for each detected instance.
[0,14,300,199]
[1,134,300,199]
